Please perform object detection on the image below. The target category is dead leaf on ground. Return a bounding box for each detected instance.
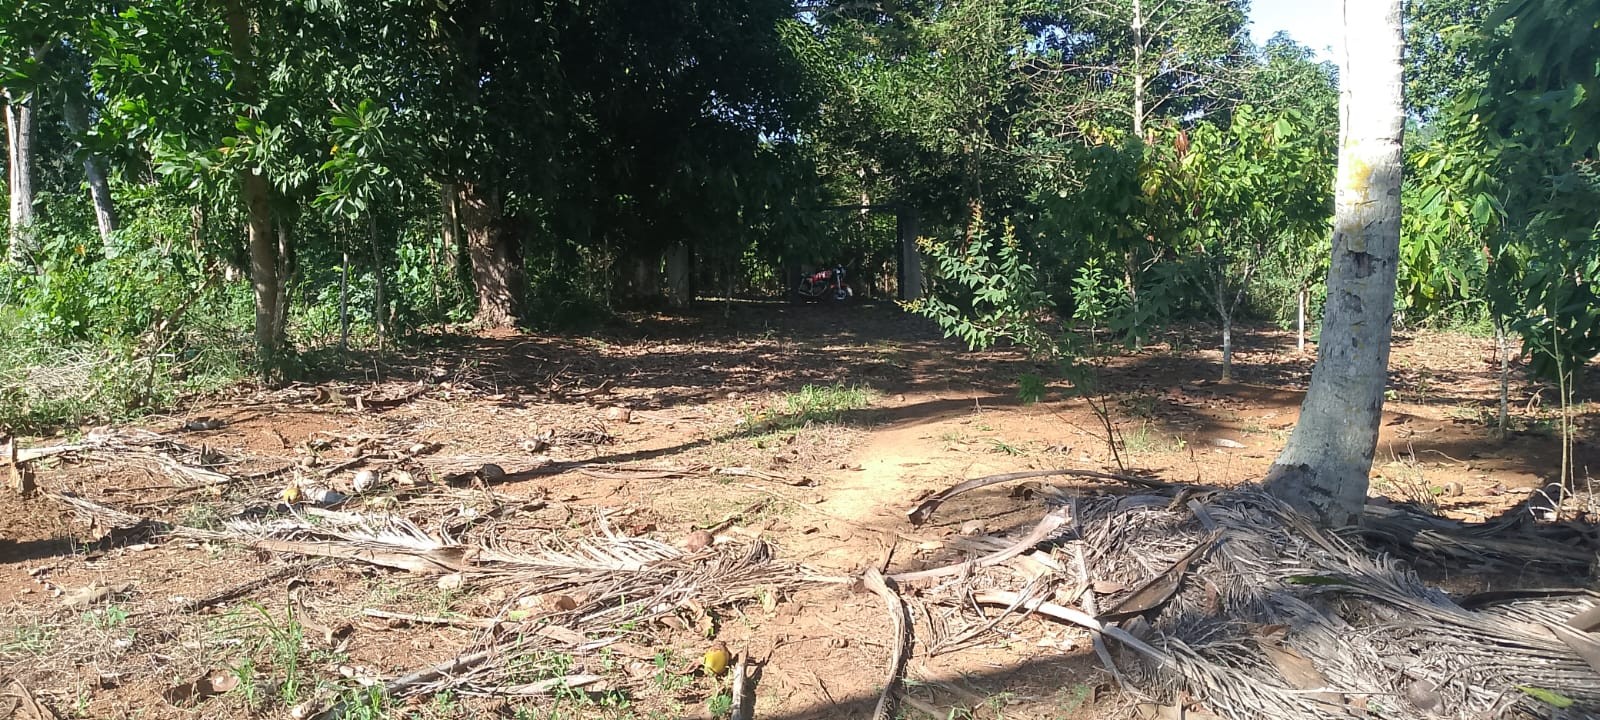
[60,583,131,608]
[162,670,240,707]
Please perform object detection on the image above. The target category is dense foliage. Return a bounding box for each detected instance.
[1,0,1596,428]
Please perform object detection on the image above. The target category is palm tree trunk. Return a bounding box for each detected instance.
[1263,0,1406,527]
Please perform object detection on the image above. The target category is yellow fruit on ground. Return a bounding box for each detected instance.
[703,641,731,677]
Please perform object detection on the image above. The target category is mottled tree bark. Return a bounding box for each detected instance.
[62,85,118,250]
[1263,0,1405,527]
[459,181,518,327]
[222,0,287,370]
[5,92,36,267]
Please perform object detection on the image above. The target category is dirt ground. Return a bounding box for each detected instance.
[2,301,1595,720]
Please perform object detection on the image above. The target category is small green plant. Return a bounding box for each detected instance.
[708,692,733,718]
[83,605,130,631]
[180,503,222,530]
[1017,373,1047,404]
[651,650,691,694]
[1054,683,1095,713]
[987,439,1024,455]
[338,685,390,720]
[230,658,260,708]
[0,622,55,656]
[214,603,322,706]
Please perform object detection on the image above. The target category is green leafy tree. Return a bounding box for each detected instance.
[1146,106,1333,382]
[1478,0,1600,384]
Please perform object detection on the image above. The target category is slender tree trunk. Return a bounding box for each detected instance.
[1263,0,1405,528]
[1297,287,1307,352]
[1131,0,1145,138]
[62,87,118,250]
[1220,314,1235,384]
[5,93,36,267]
[459,181,517,327]
[897,207,922,301]
[665,241,692,309]
[1495,317,1510,438]
[222,0,286,371]
[272,210,293,345]
[339,243,350,352]
[439,182,461,273]
[241,172,282,363]
[369,212,387,349]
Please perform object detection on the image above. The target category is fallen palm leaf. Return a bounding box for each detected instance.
[862,568,910,720]
[889,508,1069,584]
[969,590,1174,670]
[1098,532,1217,622]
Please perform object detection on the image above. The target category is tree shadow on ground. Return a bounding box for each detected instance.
[302,301,1047,411]
[0,538,76,565]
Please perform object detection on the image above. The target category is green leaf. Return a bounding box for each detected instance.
[1517,687,1576,708]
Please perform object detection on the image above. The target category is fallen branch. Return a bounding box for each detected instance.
[360,608,498,629]
[250,538,464,574]
[862,568,910,720]
[729,648,754,720]
[492,675,604,695]
[14,443,89,464]
[907,469,1181,526]
[173,561,320,613]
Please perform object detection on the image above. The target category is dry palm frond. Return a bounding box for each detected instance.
[908,479,1600,720]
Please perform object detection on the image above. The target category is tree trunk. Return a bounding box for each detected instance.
[439,182,461,273]
[1263,0,1405,528]
[897,207,922,301]
[369,212,387,348]
[1131,0,1145,138]
[62,86,118,251]
[665,242,692,309]
[243,171,283,366]
[4,93,36,267]
[339,244,350,351]
[1297,287,1307,353]
[1220,313,1234,384]
[221,0,286,372]
[459,181,517,327]
[272,208,293,345]
[1495,318,1510,438]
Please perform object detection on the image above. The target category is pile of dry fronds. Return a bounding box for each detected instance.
[899,473,1600,720]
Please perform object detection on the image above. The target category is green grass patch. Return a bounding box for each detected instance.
[735,383,876,440]
[778,383,873,423]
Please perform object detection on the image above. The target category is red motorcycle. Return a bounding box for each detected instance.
[794,265,853,302]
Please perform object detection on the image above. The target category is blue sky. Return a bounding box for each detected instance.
[1248,0,1344,60]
